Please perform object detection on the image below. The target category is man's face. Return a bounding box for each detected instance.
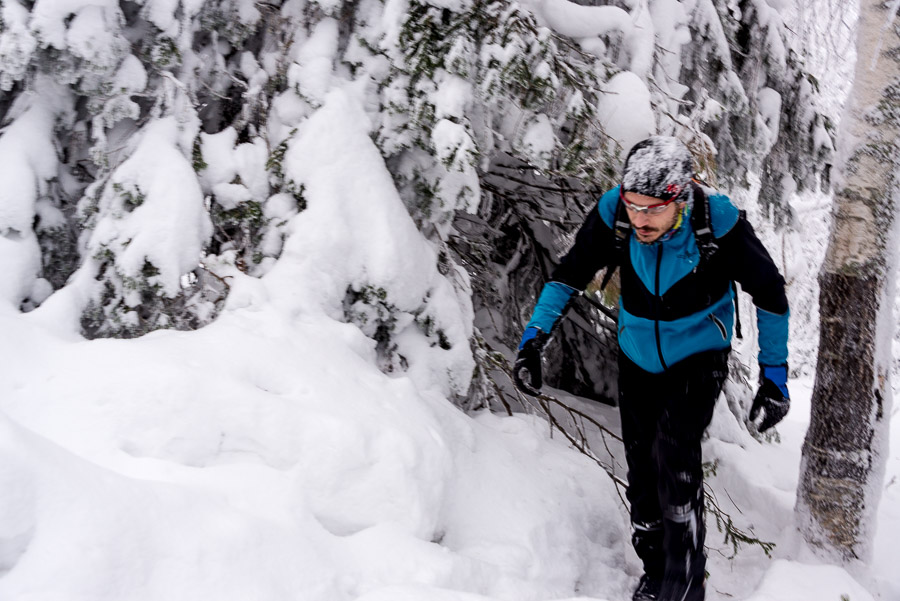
[622,191,684,243]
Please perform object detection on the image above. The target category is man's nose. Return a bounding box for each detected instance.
[630,211,649,227]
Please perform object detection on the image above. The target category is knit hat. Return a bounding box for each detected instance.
[622,136,694,202]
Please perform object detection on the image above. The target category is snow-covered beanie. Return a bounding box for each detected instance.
[621,136,694,202]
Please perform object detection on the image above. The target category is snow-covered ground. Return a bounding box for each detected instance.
[1,294,897,600]
[0,89,897,600]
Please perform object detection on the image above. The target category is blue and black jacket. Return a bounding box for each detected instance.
[521,186,789,374]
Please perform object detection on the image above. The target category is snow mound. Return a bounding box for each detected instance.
[0,89,634,601]
[746,560,874,601]
[597,72,655,156]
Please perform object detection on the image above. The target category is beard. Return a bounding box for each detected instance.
[634,225,667,243]
[635,226,660,240]
[632,207,682,243]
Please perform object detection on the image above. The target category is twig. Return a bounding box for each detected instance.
[580,291,619,322]
[488,170,581,195]
[198,263,233,305]
[479,337,628,508]
[704,481,776,558]
[479,337,776,560]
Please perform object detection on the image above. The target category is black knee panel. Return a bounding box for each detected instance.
[632,520,664,578]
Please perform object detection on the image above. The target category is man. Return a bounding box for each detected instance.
[513,136,790,601]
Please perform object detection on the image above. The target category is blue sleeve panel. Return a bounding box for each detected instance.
[757,307,789,366]
[518,327,539,349]
[597,187,620,228]
[524,281,579,336]
[706,191,740,238]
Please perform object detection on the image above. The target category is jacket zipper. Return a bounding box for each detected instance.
[709,313,727,340]
[654,246,668,371]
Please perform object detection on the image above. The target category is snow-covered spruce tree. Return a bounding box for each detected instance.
[796,0,899,563]
[0,0,830,406]
[379,0,627,403]
[0,0,620,373]
[0,0,302,337]
[680,0,835,223]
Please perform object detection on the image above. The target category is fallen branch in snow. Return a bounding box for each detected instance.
[198,263,233,305]
[523,387,630,510]
[579,290,618,325]
[489,166,582,196]
[475,337,628,507]
[480,180,580,229]
[703,461,776,559]
[477,336,778,561]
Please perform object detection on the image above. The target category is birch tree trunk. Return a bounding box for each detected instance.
[796,0,900,562]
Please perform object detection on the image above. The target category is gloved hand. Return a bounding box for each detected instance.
[513,327,550,396]
[750,364,790,432]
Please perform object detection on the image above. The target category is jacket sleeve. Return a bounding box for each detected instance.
[719,215,789,366]
[523,205,615,335]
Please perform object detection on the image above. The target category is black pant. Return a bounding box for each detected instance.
[618,349,728,601]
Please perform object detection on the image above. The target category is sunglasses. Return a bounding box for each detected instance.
[620,184,684,215]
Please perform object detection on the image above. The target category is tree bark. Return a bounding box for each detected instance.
[796,0,900,562]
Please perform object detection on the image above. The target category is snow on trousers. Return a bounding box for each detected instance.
[619,348,728,599]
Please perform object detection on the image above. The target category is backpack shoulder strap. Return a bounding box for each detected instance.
[689,181,718,263]
[599,195,632,290]
[692,184,746,340]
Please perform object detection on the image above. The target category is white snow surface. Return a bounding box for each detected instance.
[87,116,213,298]
[596,71,655,155]
[275,89,476,398]
[527,0,631,40]
[289,17,339,107]
[0,79,66,306]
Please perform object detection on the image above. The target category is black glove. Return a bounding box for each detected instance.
[750,364,790,432]
[513,328,550,396]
